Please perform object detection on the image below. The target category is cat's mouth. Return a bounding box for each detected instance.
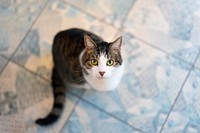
[97,76,107,79]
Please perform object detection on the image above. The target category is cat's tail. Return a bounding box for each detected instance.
[35,68,65,126]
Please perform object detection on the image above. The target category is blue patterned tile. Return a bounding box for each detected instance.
[12,0,118,81]
[0,91,18,115]
[0,56,7,73]
[81,35,192,133]
[0,62,51,110]
[0,62,80,133]
[0,62,50,132]
[162,68,200,133]
[61,100,141,133]
[65,0,136,28]
[124,0,200,64]
[0,0,48,58]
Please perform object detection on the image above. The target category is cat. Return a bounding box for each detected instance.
[35,28,124,126]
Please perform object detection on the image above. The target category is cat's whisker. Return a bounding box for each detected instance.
[71,69,86,73]
[71,78,85,84]
[71,74,91,83]
[71,76,85,83]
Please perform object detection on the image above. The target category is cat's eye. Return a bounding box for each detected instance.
[90,59,98,66]
[107,59,114,66]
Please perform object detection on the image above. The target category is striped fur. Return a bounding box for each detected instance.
[35,28,123,126]
[35,68,66,125]
[35,28,102,126]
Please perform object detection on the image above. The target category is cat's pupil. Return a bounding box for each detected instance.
[91,59,98,65]
[107,59,114,66]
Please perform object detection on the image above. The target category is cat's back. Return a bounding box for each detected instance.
[52,28,103,61]
[63,28,103,40]
[58,28,87,40]
[53,28,102,47]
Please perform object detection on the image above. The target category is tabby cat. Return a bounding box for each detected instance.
[36,28,124,126]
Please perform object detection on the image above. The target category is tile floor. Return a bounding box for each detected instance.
[0,0,200,133]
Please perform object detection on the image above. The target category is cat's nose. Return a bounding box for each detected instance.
[99,71,105,77]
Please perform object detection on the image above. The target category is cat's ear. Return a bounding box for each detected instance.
[84,35,97,50]
[110,36,122,51]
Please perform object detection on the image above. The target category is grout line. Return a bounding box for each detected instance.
[117,26,196,68]
[193,64,200,70]
[0,0,51,75]
[118,0,197,68]
[11,59,51,82]
[62,0,120,31]
[67,91,145,133]
[10,61,87,133]
[9,0,50,58]
[119,0,136,30]
[131,35,196,67]
[118,0,200,68]
[117,30,197,70]
[0,56,10,75]
[159,49,200,133]
[64,0,137,34]
[127,32,200,71]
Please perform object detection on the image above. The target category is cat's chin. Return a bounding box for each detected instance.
[97,77,107,79]
[97,76,111,80]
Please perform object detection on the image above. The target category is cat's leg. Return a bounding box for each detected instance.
[35,67,65,126]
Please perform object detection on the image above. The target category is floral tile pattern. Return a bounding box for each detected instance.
[0,62,80,133]
[1,0,200,133]
[0,0,48,59]
[124,0,200,64]
[0,91,18,115]
[61,100,142,133]
[82,35,192,133]
[0,62,51,104]
[162,68,200,133]
[64,0,136,28]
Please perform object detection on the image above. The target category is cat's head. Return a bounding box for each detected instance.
[81,35,123,79]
